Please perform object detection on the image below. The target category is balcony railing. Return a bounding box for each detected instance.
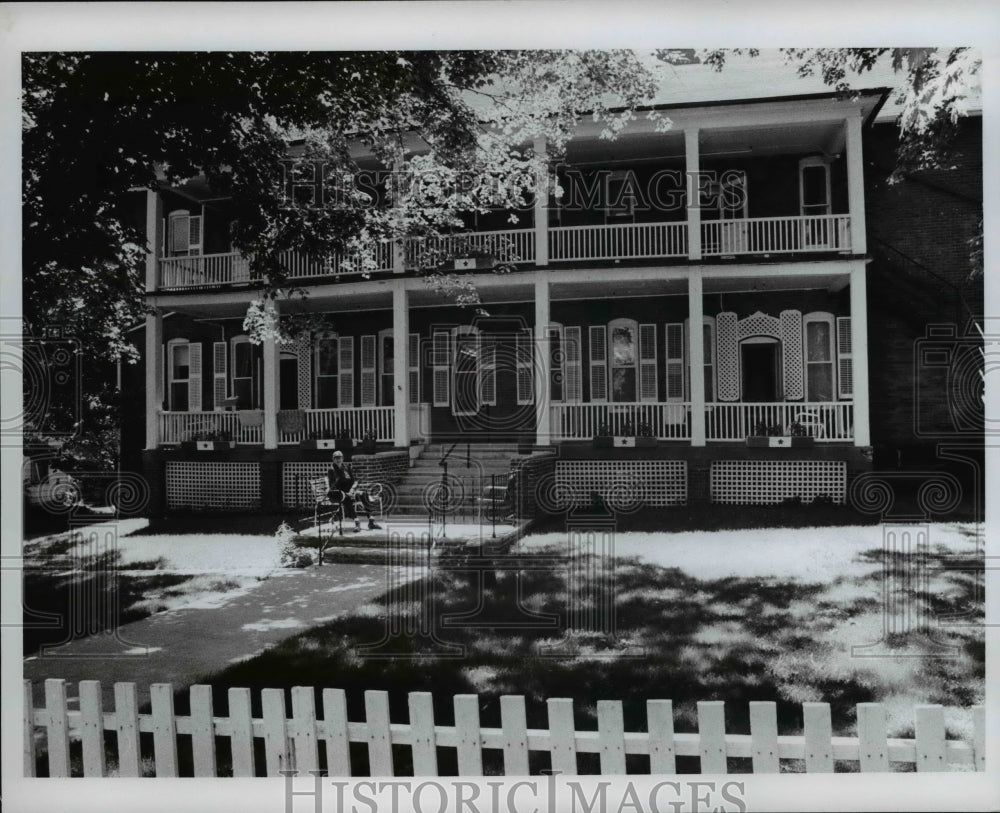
[550,402,692,441]
[156,215,853,290]
[157,410,263,445]
[277,407,396,445]
[706,402,854,442]
[702,215,851,256]
[550,221,687,262]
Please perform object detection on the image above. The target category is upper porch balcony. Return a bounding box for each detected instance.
[152,102,870,292]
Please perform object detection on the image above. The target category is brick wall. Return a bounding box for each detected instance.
[348,450,410,485]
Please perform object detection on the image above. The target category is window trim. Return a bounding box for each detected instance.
[608,317,639,403]
[313,332,340,410]
[166,338,190,412]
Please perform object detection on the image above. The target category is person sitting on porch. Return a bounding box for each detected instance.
[327,450,380,532]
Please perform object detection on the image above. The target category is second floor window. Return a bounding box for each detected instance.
[167,210,203,257]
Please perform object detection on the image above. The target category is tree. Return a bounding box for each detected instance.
[21,50,667,462]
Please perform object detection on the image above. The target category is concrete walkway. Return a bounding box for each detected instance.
[24,562,411,709]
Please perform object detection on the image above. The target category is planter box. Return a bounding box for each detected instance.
[181,440,237,451]
[300,439,337,450]
[593,436,614,449]
[635,436,658,448]
[747,436,816,448]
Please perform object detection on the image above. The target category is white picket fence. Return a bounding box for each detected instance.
[25,680,984,778]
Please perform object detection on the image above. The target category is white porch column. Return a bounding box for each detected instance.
[534,276,551,446]
[392,281,410,447]
[685,129,702,260]
[144,189,162,292]
[688,269,706,446]
[845,114,867,254]
[144,309,163,450]
[850,264,871,446]
[533,136,549,266]
[262,302,279,450]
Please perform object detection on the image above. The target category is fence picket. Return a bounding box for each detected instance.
[914,705,946,772]
[802,702,833,773]
[228,688,255,777]
[149,684,178,778]
[43,679,71,778]
[597,700,627,775]
[972,705,985,771]
[262,689,290,776]
[500,695,530,775]
[453,694,484,777]
[291,687,320,775]
[547,698,578,775]
[79,680,106,777]
[749,701,779,774]
[408,692,439,776]
[24,681,36,777]
[114,682,142,777]
[365,690,394,776]
[697,701,727,773]
[647,700,676,774]
[322,689,352,776]
[190,685,218,777]
[857,703,889,772]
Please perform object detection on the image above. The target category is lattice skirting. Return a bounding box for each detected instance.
[165,462,261,510]
[710,460,846,505]
[555,461,687,508]
[283,462,334,509]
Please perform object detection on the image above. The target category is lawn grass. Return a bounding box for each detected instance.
[193,522,984,775]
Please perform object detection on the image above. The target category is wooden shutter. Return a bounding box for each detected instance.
[188,343,202,412]
[639,323,658,402]
[408,333,421,404]
[564,326,582,403]
[360,335,377,406]
[432,331,449,407]
[338,335,354,407]
[212,341,227,408]
[516,328,533,405]
[589,325,607,402]
[664,323,685,401]
[481,338,497,406]
[837,316,853,398]
[188,215,203,255]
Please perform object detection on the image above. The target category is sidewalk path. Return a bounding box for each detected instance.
[24,563,413,709]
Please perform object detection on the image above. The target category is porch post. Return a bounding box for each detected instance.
[144,309,163,450]
[850,264,871,446]
[145,188,162,293]
[533,136,549,267]
[688,269,706,446]
[845,114,867,254]
[534,276,551,446]
[685,128,702,260]
[262,302,279,450]
[392,281,410,447]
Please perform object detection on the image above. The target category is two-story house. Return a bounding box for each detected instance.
[120,60,982,515]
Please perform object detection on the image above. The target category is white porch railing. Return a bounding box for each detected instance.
[550,402,692,441]
[549,221,687,262]
[405,228,535,269]
[706,402,854,442]
[277,407,395,445]
[158,247,391,290]
[702,214,852,256]
[157,411,264,445]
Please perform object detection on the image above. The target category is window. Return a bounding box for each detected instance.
[680,317,716,402]
[605,170,638,220]
[378,329,394,407]
[168,339,190,411]
[609,318,638,403]
[314,334,339,409]
[166,210,203,257]
[231,336,258,409]
[799,158,831,216]
[516,328,533,405]
[803,313,835,401]
[453,326,479,416]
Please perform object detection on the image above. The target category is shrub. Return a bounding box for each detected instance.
[275,522,313,568]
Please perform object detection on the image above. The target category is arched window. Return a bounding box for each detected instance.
[803,312,836,401]
[166,209,202,257]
